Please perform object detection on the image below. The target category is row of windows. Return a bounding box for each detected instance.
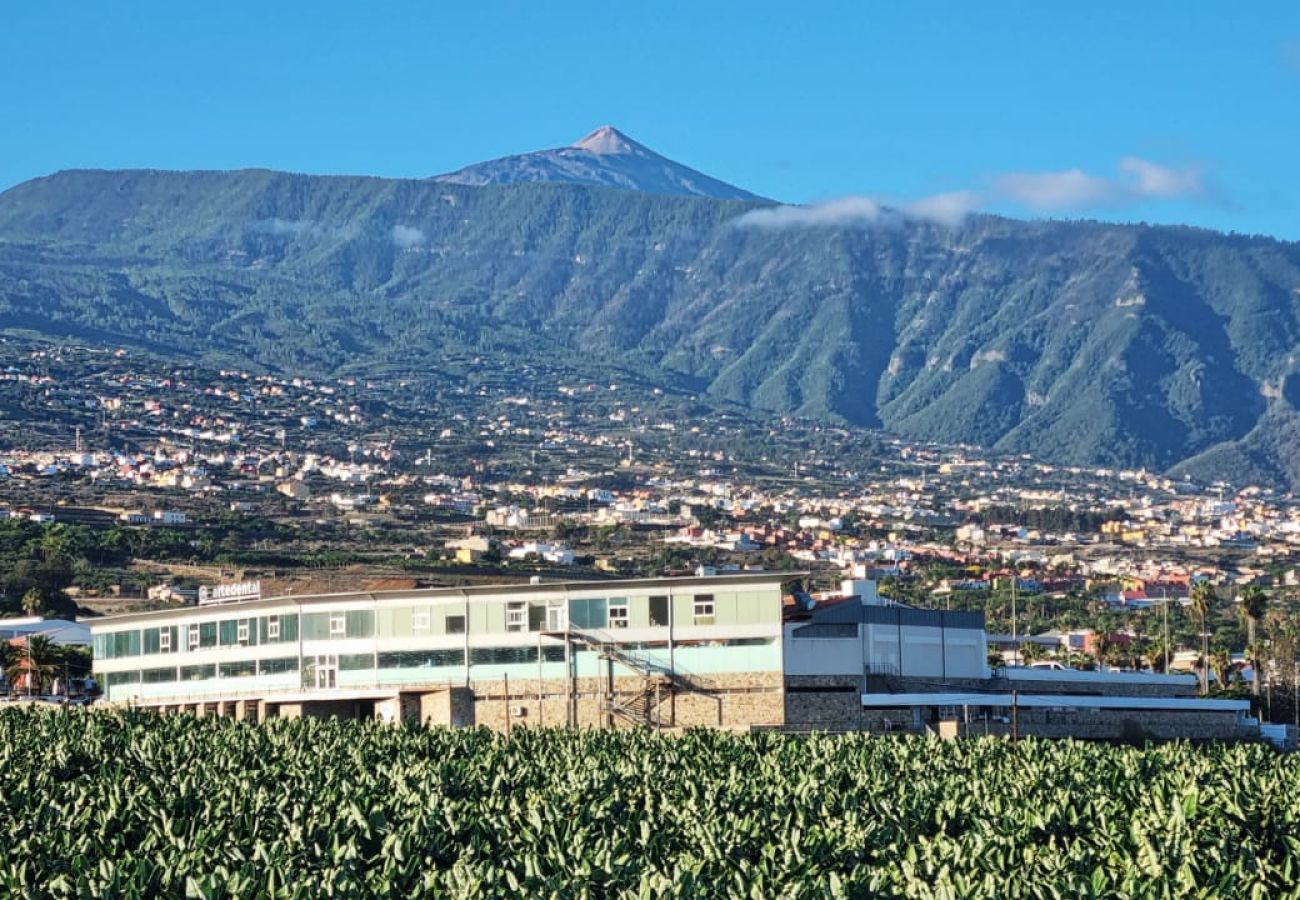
[94,615,299,660]
[105,638,778,689]
[95,594,735,661]
[112,657,302,685]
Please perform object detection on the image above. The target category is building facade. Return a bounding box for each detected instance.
[86,572,1267,742]
[88,573,789,729]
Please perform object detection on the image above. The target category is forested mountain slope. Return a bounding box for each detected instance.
[2,168,1300,485]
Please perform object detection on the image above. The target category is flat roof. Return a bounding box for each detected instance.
[859,692,1250,712]
[81,571,805,629]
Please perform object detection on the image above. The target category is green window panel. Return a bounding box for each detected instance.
[378,649,465,669]
[345,610,374,639]
[141,667,177,684]
[110,630,141,658]
[218,620,239,646]
[470,646,538,665]
[142,628,162,655]
[338,653,375,671]
[106,671,141,687]
[301,612,331,640]
[569,598,608,630]
[218,660,256,678]
[258,657,299,675]
[198,622,217,649]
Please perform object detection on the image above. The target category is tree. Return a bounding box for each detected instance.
[1190,582,1215,695]
[1239,586,1268,698]
[17,635,61,695]
[1209,647,1233,692]
[0,641,16,694]
[20,587,43,618]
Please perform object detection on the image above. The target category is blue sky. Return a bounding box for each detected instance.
[3,2,1299,238]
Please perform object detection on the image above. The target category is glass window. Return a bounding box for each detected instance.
[218,660,256,678]
[218,620,239,646]
[446,615,466,635]
[569,598,608,630]
[648,596,670,627]
[542,645,566,663]
[188,625,200,650]
[143,628,162,654]
[267,615,281,640]
[106,671,141,687]
[608,599,629,629]
[159,628,173,653]
[345,610,374,638]
[470,646,538,666]
[377,649,465,669]
[198,622,217,648]
[329,614,346,636]
[339,653,375,671]
[180,664,215,681]
[110,630,141,658]
[237,620,251,645]
[258,657,299,675]
[141,667,177,684]
[693,595,715,625]
[506,602,527,633]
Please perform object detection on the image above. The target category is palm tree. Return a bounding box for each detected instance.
[17,635,60,695]
[1190,581,1215,695]
[1239,586,1268,698]
[0,641,17,695]
[20,588,43,618]
[1210,647,1233,692]
[1143,639,1167,673]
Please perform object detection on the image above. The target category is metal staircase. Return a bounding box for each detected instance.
[562,630,675,728]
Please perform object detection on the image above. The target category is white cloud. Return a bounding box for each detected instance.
[1118,157,1203,198]
[734,196,884,229]
[994,169,1117,210]
[900,190,983,226]
[391,224,426,247]
[734,192,982,230]
[733,156,1209,230]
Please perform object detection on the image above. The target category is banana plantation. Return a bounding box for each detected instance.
[1,707,1298,898]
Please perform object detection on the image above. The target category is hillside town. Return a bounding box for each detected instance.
[2,337,1299,725]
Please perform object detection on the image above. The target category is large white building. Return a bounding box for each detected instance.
[84,573,1263,741]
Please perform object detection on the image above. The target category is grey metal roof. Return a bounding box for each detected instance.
[80,571,806,628]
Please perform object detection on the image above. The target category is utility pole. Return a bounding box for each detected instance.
[1010,570,1018,665]
[1162,587,1170,674]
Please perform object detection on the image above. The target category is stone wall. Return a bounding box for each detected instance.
[465,671,784,732]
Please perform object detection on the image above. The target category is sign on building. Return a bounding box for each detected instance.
[197,580,262,606]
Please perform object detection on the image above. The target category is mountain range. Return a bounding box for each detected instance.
[2,128,1300,487]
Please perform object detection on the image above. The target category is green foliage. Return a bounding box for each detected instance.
[5,171,1300,483]
[2,710,1300,896]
